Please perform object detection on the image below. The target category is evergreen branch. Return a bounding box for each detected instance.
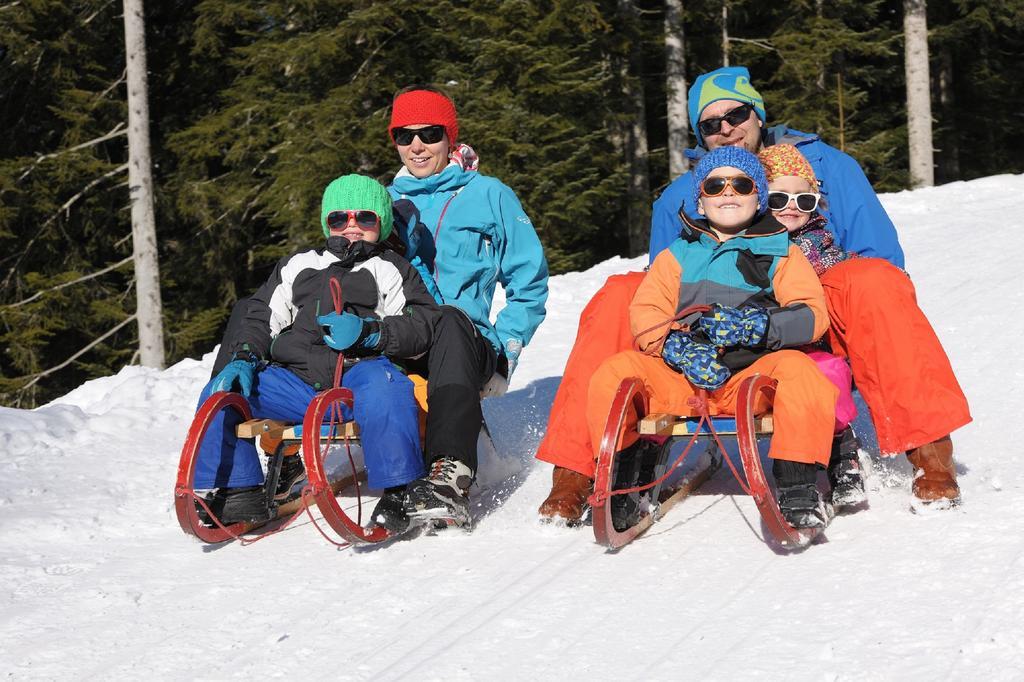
[349,31,401,84]
[727,37,777,52]
[3,256,133,309]
[17,123,127,181]
[94,68,127,104]
[15,313,138,393]
[2,163,129,292]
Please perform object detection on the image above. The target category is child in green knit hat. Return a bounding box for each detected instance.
[195,174,441,534]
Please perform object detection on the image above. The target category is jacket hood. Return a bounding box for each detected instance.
[325,235,387,267]
[679,207,788,246]
[390,162,475,196]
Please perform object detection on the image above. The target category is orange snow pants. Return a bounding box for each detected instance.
[819,258,971,453]
[535,271,647,477]
[537,260,972,478]
[586,350,838,466]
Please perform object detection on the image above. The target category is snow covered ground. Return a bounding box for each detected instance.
[2,175,1022,680]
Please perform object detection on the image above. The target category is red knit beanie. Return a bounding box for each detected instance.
[389,89,459,147]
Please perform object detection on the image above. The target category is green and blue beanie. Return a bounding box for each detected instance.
[688,66,766,146]
[693,146,769,216]
[320,174,394,240]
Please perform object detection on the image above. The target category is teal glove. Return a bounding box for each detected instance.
[210,358,257,397]
[504,339,523,379]
[317,312,380,351]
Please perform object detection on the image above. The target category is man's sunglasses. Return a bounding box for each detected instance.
[697,103,755,138]
[767,191,820,213]
[327,210,381,230]
[392,125,446,146]
[700,175,757,197]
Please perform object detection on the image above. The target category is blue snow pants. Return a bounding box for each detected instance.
[193,357,426,490]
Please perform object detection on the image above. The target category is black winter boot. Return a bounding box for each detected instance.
[198,486,272,526]
[371,486,411,534]
[773,460,830,529]
[404,458,474,528]
[610,440,661,532]
[273,455,307,502]
[828,427,866,508]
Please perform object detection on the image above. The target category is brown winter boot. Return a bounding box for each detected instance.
[538,466,593,524]
[906,436,961,504]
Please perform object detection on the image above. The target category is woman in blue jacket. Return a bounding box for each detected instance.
[386,86,549,528]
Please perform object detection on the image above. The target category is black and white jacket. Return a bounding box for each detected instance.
[231,237,440,390]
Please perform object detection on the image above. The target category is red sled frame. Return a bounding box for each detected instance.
[590,375,824,550]
[174,388,392,547]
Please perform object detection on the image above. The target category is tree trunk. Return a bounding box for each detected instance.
[904,0,934,188]
[721,1,729,67]
[619,0,651,257]
[665,0,689,179]
[123,0,165,367]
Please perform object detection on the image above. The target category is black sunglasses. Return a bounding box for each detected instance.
[327,210,381,230]
[700,175,757,197]
[697,103,755,138]
[392,125,446,146]
[767,191,820,213]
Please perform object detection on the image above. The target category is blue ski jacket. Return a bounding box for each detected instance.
[650,126,905,269]
[388,163,549,355]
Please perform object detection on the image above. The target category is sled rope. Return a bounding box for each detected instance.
[596,391,754,504]
[632,304,711,348]
[185,488,310,546]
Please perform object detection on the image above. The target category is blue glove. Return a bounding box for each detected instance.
[210,358,257,397]
[696,303,768,348]
[661,331,731,390]
[482,339,523,399]
[504,339,523,379]
[317,312,380,351]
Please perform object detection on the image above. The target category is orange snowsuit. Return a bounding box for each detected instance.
[539,246,971,477]
[818,257,971,452]
[584,216,837,465]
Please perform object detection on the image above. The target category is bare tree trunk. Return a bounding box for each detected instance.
[123,0,165,367]
[815,0,825,92]
[619,0,651,256]
[904,0,934,187]
[665,0,689,179]
[721,1,729,67]
[936,46,959,182]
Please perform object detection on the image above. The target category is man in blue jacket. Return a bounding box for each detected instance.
[538,65,912,522]
[649,66,904,268]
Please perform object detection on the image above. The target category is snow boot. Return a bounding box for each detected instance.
[371,486,411,534]
[273,454,306,502]
[906,435,960,504]
[610,440,660,532]
[773,460,830,529]
[538,466,593,524]
[404,457,474,528]
[199,486,272,526]
[828,427,866,508]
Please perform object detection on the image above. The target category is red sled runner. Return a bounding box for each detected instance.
[590,375,830,551]
[174,386,394,547]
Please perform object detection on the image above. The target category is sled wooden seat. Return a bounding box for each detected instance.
[236,418,360,441]
[638,412,774,437]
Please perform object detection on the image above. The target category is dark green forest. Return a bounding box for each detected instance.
[2,0,1022,406]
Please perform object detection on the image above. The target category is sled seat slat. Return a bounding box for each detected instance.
[638,412,774,436]
[236,419,360,440]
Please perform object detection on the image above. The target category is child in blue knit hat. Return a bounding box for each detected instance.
[585,146,838,530]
